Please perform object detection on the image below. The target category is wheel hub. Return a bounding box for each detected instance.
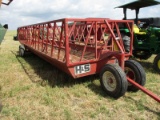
[102,71,117,92]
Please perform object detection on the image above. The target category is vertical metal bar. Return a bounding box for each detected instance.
[119,53,125,70]
[26,27,28,44]
[31,26,33,46]
[45,24,47,53]
[34,26,37,49]
[58,21,64,60]
[65,19,69,66]
[25,28,26,41]
[28,27,30,45]
[51,22,56,57]
[31,27,32,46]
[23,28,24,40]
[27,27,29,44]
[95,21,98,59]
[32,26,34,46]
[35,26,37,50]
[46,24,49,53]
[42,24,44,52]
[100,24,107,44]
[38,25,40,50]
[32,26,35,48]
[111,23,115,51]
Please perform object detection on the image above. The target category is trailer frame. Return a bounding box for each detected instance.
[18,18,133,78]
[17,18,160,102]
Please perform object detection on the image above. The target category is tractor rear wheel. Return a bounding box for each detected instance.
[133,50,152,60]
[125,60,146,92]
[100,64,128,98]
[153,54,160,73]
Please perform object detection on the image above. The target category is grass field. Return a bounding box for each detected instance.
[0,30,159,120]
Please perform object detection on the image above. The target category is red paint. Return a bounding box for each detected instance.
[17,18,160,102]
[127,77,160,103]
[18,18,133,78]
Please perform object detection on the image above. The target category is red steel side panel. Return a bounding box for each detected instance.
[17,18,134,78]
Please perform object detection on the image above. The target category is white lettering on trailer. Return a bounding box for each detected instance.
[75,64,90,75]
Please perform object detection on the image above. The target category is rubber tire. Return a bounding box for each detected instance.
[133,50,152,60]
[100,64,128,99]
[153,54,160,73]
[19,45,25,57]
[125,60,146,92]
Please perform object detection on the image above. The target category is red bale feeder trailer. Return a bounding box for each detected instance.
[17,18,160,102]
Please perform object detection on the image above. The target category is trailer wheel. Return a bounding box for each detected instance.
[100,64,128,98]
[125,60,146,92]
[19,45,25,57]
[153,54,160,73]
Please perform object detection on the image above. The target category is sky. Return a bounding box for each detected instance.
[1,0,160,30]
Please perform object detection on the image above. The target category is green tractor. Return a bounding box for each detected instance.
[116,0,160,72]
[0,0,13,45]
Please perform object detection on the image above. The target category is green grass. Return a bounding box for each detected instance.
[0,30,159,120]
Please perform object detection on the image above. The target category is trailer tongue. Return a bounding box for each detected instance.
[127,77,160,103]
